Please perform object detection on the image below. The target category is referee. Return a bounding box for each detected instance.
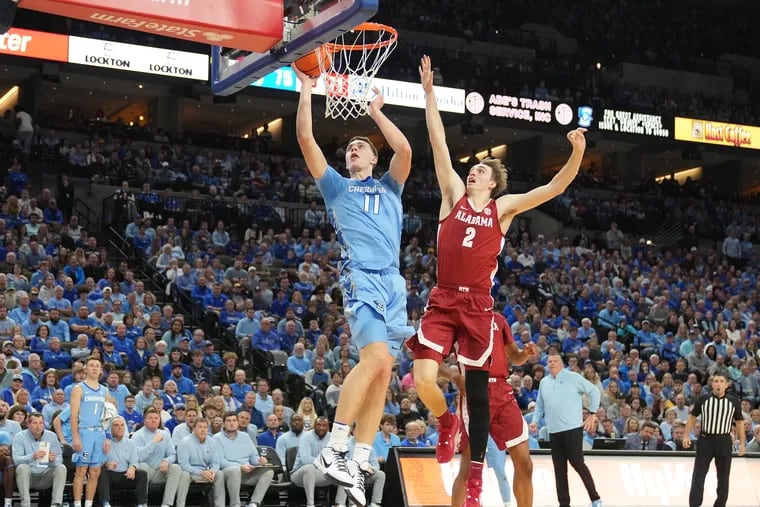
[683,368,745,507]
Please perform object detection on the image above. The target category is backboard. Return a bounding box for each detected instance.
[211,0,378,96]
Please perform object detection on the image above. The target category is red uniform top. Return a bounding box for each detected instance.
[436,195,505,293]
[489,313,516,378]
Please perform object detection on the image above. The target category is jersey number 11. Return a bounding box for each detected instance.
[363,195,380,214]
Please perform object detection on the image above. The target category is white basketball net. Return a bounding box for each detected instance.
[318,23,398,120]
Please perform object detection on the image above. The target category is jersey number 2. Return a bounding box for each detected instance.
[363,195,380,214]
[462,227,476,248]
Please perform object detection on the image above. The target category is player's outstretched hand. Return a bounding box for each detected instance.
[682,436,691,449]
[369,86,385,114]
[567,128,587,151]
[419,55,434,94]
[291,63,317,86]
[523,342,539,359]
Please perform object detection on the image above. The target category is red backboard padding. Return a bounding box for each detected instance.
[20,0,283,52]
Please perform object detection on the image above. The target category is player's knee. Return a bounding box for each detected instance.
[513,454,533,477]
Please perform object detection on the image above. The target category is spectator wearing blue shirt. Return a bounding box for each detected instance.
[127,338,152,374]
[132,226,151,255]
[659,332,680,365]
[211,221,230,249]
[373,414,401,465]
[68,306,99,339]
[278,322,298,354]
[562,327,584,355]
[600,330,624,361]
[105,371,130,410]
[110,324,134,355]
[43,200,64,224]
[101,341,124,368]
[235,308,260,357]
[400,421,428,447]
[30,370,57,412]
[597,301,621,329]
[287,343,312,377]
[21,355,43,395]
[576,318,596,342]
[251,318,282,353]
[9,295,31,326]
[575,289,597,320]
[256,414,283,448]
[202,342,223,370]
[40,389,67,428]
[190,278,211,305]
[202,284,228,314]
[45,309,70,343]
[218,300,243,329]
[119,396,143,434]
[166,364,195,395]
[30,325,52,355]
[41,338,72,370]
[230,370,253,404]
[270,290,290,318]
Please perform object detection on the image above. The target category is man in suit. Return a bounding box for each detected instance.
[624,421,659,451]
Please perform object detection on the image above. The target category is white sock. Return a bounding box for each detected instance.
[85,501,94,507]
[353,442,372,465]
[74,502,82,507]
[328,421,351,449]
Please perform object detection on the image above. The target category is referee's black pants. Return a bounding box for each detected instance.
[689,434,732,507]
[549,427,600,507]
[98,468,148,505]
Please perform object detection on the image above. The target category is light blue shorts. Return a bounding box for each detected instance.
[340,268,414,357]
[74,428,105,466]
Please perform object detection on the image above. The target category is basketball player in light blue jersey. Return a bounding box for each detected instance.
[294,65,414,506]
[70,356,109,507]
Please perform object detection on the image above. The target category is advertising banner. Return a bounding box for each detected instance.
[463,91,575,127]
[0,28,68,62]
[67,36,209,80]
[251,66,466,113]
[675,116,759,150]
[598,109,671,138]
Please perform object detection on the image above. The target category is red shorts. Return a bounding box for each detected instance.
[459,379,529,451]
[405,286,494,369]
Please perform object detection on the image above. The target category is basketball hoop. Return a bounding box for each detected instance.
[317,22,398,120]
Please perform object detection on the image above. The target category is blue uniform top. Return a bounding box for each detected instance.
[315,166,403,271]
[77,382,106,430]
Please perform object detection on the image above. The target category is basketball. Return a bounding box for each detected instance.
[294,48,331,78]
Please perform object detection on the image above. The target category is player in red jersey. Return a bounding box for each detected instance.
[407,56,586,507]
[442,313,537,507]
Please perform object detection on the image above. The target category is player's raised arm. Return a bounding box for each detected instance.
[420,56,465,209]
[496,128,586,219]
[293,64,329,179]
[367,86,412,184]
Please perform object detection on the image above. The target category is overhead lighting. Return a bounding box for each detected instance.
[0,86,19,112]
[138,84,143,89]
[243,134,249,139]
[458,144,507,163]
[256,117,282,135]
[138,115,145,121]
[654,166,702,184]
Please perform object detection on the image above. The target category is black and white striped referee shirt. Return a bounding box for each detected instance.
[690,393,743,436]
